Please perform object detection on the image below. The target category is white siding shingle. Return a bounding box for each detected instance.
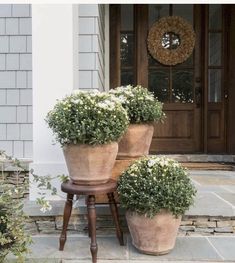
[12,5,30,17]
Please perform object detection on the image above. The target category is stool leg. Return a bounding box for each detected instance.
[107,192,124,246]
[59,193,74,251]
[87,199,91,238]
[87,195,98,263]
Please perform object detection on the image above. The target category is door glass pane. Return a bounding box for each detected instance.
[208,69,221,102]
[209,33,222,66]
[172,70,194,103]
[175,53,194,67]
[121,70,134,86]
[120,5,134,86]
[149,4,169,27]
[209,5,222,30]
[149,70,169,102]
[121,5,133,31]
[173,4,193,24]
[121,33,134,67]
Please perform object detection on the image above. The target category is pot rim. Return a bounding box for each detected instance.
[126,209,183,219]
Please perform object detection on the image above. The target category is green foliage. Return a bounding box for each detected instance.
[46,91,129,146]
[0,151,32,262]
[32,171,69,213]
[117,156,196,217]
[109,85,165,124]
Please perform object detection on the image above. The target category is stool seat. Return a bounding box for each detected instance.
[61,179,117,195]
[59,179,124,263]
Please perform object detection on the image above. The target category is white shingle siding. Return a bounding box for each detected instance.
[6,18,19,35]
[0,19,5,34]
[6,54,20,70]
[0,124,6,140]
[0,5,12,18]
[6,89,20,105]
[78,4,105,91]
[0,54,5,70]
[0,90,6,105]
[0,4,32,158]
[12,5,30,17]
[7,123,20,140]
[0,36,9,52]
[10,36,27,53]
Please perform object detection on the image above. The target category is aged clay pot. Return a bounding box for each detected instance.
[63,142,118,185]
[126,210,181,255]
[117,124,154,159]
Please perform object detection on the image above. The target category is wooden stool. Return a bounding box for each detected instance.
[59,179,124,263]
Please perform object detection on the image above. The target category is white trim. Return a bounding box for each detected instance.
[30,5,77,200]
[73,4,79,90]
[104,4,110,91]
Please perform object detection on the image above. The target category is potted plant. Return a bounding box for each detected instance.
[109,85,165,159]
[117,156,196,255]
[46,91,129,185]
[0,151,32,262]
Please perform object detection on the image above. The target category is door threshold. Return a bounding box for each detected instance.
[181,162,235,171]
[153,154,235,164]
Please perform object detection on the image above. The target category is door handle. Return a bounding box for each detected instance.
[195,86,201,108]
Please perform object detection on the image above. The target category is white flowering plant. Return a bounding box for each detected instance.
[109,85,165,124]
[46,91,129,146]
[117,156,196,217]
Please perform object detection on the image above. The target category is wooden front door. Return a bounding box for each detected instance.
[110,4,227,153]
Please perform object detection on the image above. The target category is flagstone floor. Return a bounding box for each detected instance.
[5,235,235,262]
[6,170,235,263]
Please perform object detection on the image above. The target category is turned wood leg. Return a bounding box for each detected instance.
[107,192,124,246]
[59,193,74,251]
[87,195,98,263]
[87,201,91,238]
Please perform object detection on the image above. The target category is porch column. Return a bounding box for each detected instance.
[30,5,79,200]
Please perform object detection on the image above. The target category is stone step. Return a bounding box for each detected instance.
[24,170,235,237]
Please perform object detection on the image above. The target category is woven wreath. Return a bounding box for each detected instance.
[147,16,196,66]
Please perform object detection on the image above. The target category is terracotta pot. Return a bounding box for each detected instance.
[117,124,154,159]
[63,142,118,185]
[126,210,181,255]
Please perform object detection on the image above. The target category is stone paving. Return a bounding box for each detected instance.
[6,235,235,262]
[188,170,235,217]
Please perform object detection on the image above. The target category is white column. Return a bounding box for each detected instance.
[30,5,79,200]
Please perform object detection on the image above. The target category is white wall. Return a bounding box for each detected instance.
[30,4,79,200]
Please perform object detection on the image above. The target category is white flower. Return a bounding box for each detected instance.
[130,173,137,177]
[71,98,80,104]
[118,95,126,103]
[148,159,157,167]
[97,102,108,109]
[40,207,47,213]
[40,201,52,213]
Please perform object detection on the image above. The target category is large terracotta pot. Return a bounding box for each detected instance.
[126,210,181,255]
[117,124,154,159]
[63,142,118,185]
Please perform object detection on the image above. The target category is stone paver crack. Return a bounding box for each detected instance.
[206,236,225,261]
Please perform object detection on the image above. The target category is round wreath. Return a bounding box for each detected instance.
[147,16,196,66]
